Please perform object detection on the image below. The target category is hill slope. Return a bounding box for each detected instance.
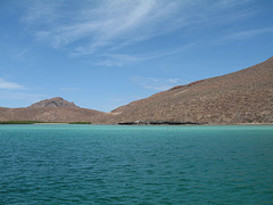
[1,57,272,125]
[0,97,107,123]
[107,57,273,124]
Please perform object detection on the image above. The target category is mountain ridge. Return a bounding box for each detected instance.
[106,56,273,124]
[30,97,78,108]
[0,56,272,124]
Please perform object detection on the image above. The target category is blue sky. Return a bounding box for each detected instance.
[0,0,272,111]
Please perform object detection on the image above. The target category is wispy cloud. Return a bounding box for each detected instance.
[213,0,253,9]
[21,1,61,26]
[21,0,255,65]
[0,90,47,107]
[92,41,199,67]
[0,78,25,90]
[0,91,46,101]
[132,76,185,91]
[0,77,48,107]
[25,0,186,52]
[92,54,140,67]
[224,27,273,40]
[212,27,273,45]
[13,48,29,61]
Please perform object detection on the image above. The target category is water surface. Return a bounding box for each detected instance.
[0,125,273,204]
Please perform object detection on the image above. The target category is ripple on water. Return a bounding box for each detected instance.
[0,125,273,204]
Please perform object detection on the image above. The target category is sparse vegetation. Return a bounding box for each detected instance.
[0,121,93,125]
[68,122,92,124]
[0,121,43,124]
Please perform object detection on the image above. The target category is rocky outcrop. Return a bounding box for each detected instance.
[30,97,77,108]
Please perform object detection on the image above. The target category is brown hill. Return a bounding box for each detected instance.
[106,57,273,124]
[1,57,272,125]
[0,97,107,123]
[30,97,77,108]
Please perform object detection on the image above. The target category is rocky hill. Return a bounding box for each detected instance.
[0,57,272,125]
[30,97,77,108]
[0,97,107,123]
[106,57,273,124]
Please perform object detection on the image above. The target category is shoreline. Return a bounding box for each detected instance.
[33,123,68,124]
[0,122,272,126]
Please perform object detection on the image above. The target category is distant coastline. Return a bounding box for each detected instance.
[0,121,272,126]
[0,121,92,125]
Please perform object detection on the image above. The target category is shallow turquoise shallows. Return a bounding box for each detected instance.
[0,125,273,204]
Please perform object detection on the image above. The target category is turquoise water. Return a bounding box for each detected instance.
[0,125,273,204]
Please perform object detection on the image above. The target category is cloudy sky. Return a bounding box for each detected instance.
[0,0,272,111]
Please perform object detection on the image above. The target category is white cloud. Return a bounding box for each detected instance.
[92,53,140,67]
[0,91,46,100]
[13,48,29,61]
[0,91,48,107]
[20,0,255,64]
[91,41,199,67]
[213,0,253,9]
[21,1,61,25]
[26,0,185,53]
[212,27,273,45]
[0,78,25,90]
[132,76,184,91]
[224,27,273,40]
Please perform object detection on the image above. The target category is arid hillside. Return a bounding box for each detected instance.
[106,57,273,124]
[0,97,107,123]
[0,57,272,124]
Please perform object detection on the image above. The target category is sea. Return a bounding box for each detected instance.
[0,125,272,204]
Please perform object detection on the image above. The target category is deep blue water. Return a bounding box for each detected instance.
[0,125,273,204]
